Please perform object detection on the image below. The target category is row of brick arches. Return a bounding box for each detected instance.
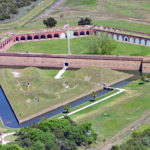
[1,28,150,50]
[97,31,150,46]
[15,30,90,41]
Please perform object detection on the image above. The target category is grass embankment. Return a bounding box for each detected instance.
[0,120,18,133]
[23,18,150,35]
[0,67,129,121]
[70,80,150,143]
[55,89,118,119]
[0,0,57,32]
[8,37,150,56]
[22,0,150,34]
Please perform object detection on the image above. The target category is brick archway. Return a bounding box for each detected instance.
[20,36,26,41]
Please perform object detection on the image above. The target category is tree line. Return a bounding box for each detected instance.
[0,0,37,20]
[111,128,150,150]
[0,116,97,150]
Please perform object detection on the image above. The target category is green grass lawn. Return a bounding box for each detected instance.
[0,120,18,133]
[65,0,97,6]
[70,80,150,144]
[23,18,150,35]
[94,19,150,34]
[8,37,150,56]
[0,67,129,121]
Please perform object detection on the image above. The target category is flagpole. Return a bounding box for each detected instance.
[67,24,71,55]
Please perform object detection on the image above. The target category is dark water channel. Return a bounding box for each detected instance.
[0,71,140,128]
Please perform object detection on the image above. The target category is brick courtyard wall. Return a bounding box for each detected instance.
[1,26,150,51]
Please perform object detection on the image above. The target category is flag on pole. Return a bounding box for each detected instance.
[64,24,69,29]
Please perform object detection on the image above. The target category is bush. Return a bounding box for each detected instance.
[43,17,57,28]
[88,34,116,55]
[78,17,92,25]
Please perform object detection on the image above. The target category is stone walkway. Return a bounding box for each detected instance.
[1,132,15,145]
[55,66,68,79]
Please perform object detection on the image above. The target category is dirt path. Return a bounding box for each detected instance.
[36,0,66,20]
[96,112,150,150]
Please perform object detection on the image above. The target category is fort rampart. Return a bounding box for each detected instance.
[0,52,150,73]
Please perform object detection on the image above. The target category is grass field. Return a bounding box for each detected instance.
[23,18,150,35]
[1,0,150,35]
[0,67,129,121]
[8,37,150,56]
[21,0,150,32]
[0,0,57,32]
[65,0,98,6]
[70,80,150,143]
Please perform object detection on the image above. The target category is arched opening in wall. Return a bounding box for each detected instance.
[41,35,46,39]
[97,32,101,36]
[20,36,25,40]
[124,37,128,42]
[86,31,90,35]
[54,34,59,38]
[129,38,134,43]
[47,34,52,38]
[27,36,32,40]
[74,32,78,36]
[16,37,19,41]
[113,34,117,40]
[118,35,123,41]
[64,62,69,67]
[108,34,112,39]
[146,40,150,46]
[34,35,39,40]
[141,39,145,45]
[80,31,85,36]
[135,38,139,44]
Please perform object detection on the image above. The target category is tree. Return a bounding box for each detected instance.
[64,104,70,113]
[78,17,92,25]
[111,145,119,150]
[0,144,23,150]
[43,17,57,28]
[140,75,146,84]
[146,73,150,82]
[91,91,97,101]
[88,34,116,55]
[14,119,97,149]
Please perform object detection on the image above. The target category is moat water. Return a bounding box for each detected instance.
[0,71,140,128]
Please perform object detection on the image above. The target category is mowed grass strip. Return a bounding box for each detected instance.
[0,67,129,120]
[8,37,150,56]
[65,0,98,6]
[70,81,150,143]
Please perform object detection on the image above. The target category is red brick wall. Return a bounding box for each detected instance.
[0,53,143,71]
